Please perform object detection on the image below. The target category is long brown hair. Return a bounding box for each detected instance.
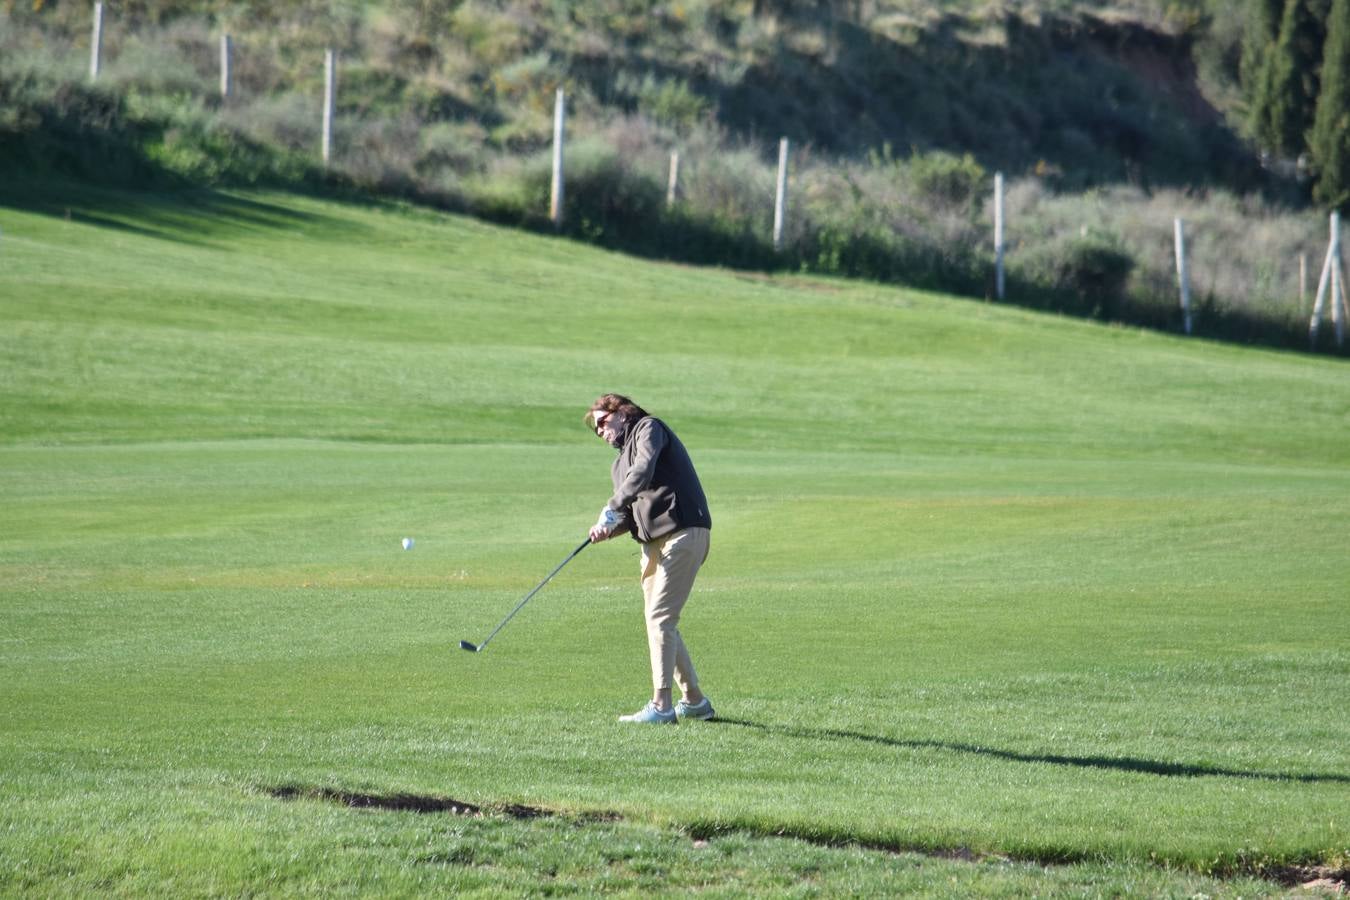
[584,393,649,431]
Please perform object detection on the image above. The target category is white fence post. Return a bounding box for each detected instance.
[89,2,104,81]
[1334,213,1346,347]
[220,34,232,100]
[551,88,566,228]
[994,172,1005,300]
[1309,211,1345,348]
[773,137,789,252]
[667,150,680,208]
[1341,265,1350,348]
[1299,252,1308,312]
[321,49,336,166]
[1174,218,1192,336]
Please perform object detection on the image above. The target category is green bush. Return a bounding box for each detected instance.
[556,138,665,242]
[491,51,560,114]
[114,19,219,84]
[909,150,987,211]
[0,68,161,184]
[463,157,542,224]
[145,115,312,185]
[1061,233,1135,316]
[618,72,709,133]
[219,92,321,154]
[416,120,488,178]
[678,146,775,233]
[1011,228,1135,318]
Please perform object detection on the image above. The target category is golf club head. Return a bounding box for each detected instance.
[458,640,480,653]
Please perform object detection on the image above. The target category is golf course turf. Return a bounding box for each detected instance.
[1,184,1347,895]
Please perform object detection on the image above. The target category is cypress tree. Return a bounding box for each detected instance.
[1254,0,1330,156]
[1242,0,1286,101]
[1310,0,1350,209]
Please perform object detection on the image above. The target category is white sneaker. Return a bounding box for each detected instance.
[618,702,677,724]
[674,697,715,721]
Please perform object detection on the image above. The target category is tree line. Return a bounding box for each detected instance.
[1244,0,1350,210]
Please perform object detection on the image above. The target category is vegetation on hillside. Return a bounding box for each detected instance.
[1,0,1346,353]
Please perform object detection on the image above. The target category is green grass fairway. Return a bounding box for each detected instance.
[2,185,1348,896]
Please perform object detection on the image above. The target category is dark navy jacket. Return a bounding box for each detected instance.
[606,416,711,543]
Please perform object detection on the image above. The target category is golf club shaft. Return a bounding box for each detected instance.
[475,537,590,651]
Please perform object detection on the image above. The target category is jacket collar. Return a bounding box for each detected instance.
[613,412,647,449]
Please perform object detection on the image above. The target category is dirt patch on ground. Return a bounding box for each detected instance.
[1274,865,1349,893]
[265,785,622,823]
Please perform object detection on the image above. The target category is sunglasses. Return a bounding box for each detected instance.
[592,411,612,435]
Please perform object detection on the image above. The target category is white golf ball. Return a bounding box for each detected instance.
[401,537,414,550]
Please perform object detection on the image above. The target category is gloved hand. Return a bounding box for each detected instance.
[590,506,620,543]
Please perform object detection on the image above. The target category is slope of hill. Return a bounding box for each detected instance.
[4,1,1262,189]
[0,1,1339,355]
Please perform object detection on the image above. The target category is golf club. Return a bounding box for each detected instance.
[460,536,591,653]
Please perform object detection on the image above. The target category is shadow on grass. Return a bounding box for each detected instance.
[263,780,1349,885]
[0,178,370,247]
[713,718,1350,785]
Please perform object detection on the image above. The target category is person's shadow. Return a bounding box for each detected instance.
[713,718,1350,784]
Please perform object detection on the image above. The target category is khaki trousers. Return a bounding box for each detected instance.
[638,526,710,695]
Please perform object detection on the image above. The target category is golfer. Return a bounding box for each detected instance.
[585,394,715,724]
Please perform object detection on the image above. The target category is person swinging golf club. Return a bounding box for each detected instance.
[586,394,715,724]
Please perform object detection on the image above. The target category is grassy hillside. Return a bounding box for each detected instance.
[3,0,1258,187]
[1,185,1347,894]
[2,1,1338,354]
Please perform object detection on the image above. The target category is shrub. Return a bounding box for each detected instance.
[909,150,987,211]
[0,67,161,184]
[616,72,710,133]
[219,91,320,154]
[100,22,213,97]
[556,137,665,244]
[451,2,535,68]
[491,51,560,114]
[1061,233,1135,316]
[336,113,424,193]
[146,114,313,185]
[463,155,542,223]
[1011,227,1135,318]
[678,145,775,233]
[416,120,489,178]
